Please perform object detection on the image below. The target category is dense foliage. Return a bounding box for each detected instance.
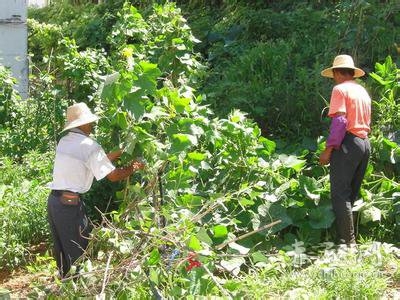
[0,0,399,298]
[184,0,400,138]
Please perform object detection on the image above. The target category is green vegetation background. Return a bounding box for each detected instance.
[0,0,399,298]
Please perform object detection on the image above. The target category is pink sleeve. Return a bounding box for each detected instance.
[328,86,346,117]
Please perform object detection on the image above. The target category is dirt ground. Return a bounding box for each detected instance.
[0,268,35,298]
[0,242,51,298]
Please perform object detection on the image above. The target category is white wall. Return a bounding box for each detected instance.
[0,0,28,99]
[28,0,47,7]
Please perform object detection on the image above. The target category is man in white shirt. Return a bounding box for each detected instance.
[47,102,144,278]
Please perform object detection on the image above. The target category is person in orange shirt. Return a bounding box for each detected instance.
[319,55,371,245]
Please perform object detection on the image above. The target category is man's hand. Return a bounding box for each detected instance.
[107,159,146,182]
[319,147,333,165]
[130,160,145,171]
[107,149,123,162]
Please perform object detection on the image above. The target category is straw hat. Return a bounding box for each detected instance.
[62,102,99,132]
[321,54,365,78]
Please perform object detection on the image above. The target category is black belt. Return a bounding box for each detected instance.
[346,132,368,139]
[51,190,81,205]
[51,190,80,196]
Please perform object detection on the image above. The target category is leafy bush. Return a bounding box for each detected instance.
[0,78,68,158]
[0,151,52,268]
[28,19,63,64]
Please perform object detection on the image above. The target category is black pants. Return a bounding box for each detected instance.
[47,191,91,278]
[330,133,370,245]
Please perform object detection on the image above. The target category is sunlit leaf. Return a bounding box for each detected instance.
[213,225,228,238]
[228,242,250,254]
[172,97,191,114]
[187,152,206,161]
[220,257,245,276]
[188,235,202,251]
[279,154,306,172]
[361,206,382,224]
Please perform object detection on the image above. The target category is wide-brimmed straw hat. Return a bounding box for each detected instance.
[62,102,99,132]
[321,54,365,78]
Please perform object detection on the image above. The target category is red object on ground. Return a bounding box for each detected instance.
[186,251,202,272]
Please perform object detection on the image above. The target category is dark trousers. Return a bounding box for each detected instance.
[330,133,370,244]
[47,191,91,278]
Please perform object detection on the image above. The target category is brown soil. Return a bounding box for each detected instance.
[0,242,52,298]
[0,268,35,298]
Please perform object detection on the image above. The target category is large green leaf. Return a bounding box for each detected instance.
[136,61,161,93]
[251,251,268,263]
[254,202,292,233]
[123,93,146,120]
[308,206,335,229]
[115,111,128,129]
[169,133,197,153]
[278,154,306,172]
[299,175,321,204]
[258,136,276,156]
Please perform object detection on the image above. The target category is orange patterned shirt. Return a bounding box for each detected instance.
[328,80,371,138]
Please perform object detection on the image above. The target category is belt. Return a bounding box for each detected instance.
[51,190,80,205]
[346,132,368,139]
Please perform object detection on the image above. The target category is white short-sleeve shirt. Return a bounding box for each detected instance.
[48,129,115,193]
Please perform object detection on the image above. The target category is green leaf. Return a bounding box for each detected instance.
[139,61,161,78]
[178,194,203,207]
[188,235,202,251]
[123,93,146,120]
[254,203,292,233]
[187,152,206,161]
[170,133,197,153]
[239,198,255,207]
[213,225,228,238]
[115,111,128,129]
[361,206,382,224]
[279,154,306,172]
[224,281,242,292]
[196,228,213,246]
[149,268,159,284]
[258,136,276,155]
[251,251,268,263]
[136,61,161,93]
[147,248,161,266]
[308,206,335,229]
[369,72,394,86]
[299,175,321,203]
[287,207,308,223]
[172,97,191,114]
